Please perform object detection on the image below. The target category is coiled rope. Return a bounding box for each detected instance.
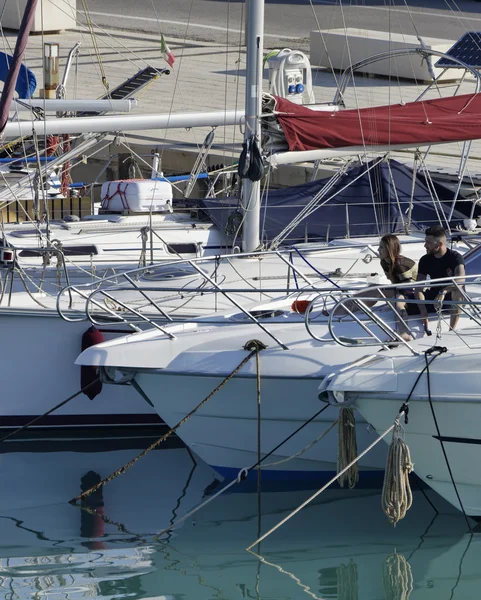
[246,408,406,551]
[382,552,413,600]
[380,345,447,527]
[337,407,359,489]
[381,419,414,526]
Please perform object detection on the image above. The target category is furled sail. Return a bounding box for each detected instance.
[266,93,481,153]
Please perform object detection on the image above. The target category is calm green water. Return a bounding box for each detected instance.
[0,441,478,600]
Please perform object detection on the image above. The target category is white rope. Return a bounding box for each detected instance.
[382,552,413,600]
[381,420,414,526]
[246,411,405,551]
[337,407,359,489]
[248,550,321,600]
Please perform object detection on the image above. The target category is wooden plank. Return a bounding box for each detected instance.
[52,197,63,220]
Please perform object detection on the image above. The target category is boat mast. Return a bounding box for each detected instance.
[242,0,264,253]
[0,0,38,138]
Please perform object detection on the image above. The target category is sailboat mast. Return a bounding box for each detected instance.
[0,0,38,138]
[242,0,264,253]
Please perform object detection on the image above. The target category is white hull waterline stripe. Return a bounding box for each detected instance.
[4,110,245,136]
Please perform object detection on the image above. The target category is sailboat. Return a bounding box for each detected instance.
[74,2,481,483]
[318,269,481,518]
[5,0,481,439]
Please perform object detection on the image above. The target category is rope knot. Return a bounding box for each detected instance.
[425,345,447,356]
[243,339,267,352]
[399,402,409,424]
[237,468,249,482]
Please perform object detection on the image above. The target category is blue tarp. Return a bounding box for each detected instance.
[198,159,467,244]
[0,51,36,99]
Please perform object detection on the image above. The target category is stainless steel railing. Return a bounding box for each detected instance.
[305,275,481,354]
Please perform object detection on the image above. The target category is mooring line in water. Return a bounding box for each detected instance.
[69,344,265,505]
[0,377,101,444]
[247,550,322,600]
[245,410,407,551]
[152,403,333,540]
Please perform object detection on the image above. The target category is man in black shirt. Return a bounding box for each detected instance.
[415,225,465,331]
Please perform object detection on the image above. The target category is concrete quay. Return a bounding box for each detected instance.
[11,25,481,188]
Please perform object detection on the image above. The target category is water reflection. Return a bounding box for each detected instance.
[0,436,478,599]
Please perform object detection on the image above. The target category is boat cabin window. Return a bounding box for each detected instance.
[19,245,98,257]
[166,243,198,255]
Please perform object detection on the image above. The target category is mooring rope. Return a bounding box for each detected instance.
[259,418,338,468]
[337,407,359,489]
[382,552,413,600]
[381,420,414,526]
[70,342,265,505]
[153,405,333,539]
[245,409,406,551]
[376,346,445,526]
[0,378,101,444]
[256,347,262,529]
[423,349,473,531]
[247,550,321,600]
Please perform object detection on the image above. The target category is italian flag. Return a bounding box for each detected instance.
[160,35,175,67]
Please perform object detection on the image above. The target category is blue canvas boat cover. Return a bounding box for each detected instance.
[0,51,36,99]
[197,159,467,244]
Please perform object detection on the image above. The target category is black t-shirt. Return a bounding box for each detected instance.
[418,248,464,287]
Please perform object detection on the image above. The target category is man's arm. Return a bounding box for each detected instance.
[415,270,429,329]
[437,263,465,296]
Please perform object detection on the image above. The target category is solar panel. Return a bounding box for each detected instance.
[435,32,481,69]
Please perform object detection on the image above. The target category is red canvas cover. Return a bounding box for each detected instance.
[272,93,481,151]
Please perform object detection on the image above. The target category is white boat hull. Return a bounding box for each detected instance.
[322,336,481,517]
[134,370,387,483]
[356,393,481,517]
[0,309,158,429]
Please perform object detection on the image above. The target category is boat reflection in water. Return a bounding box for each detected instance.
[0,434,478,599]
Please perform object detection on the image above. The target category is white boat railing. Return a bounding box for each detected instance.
[54,244,391,348]
[304,275,481,354]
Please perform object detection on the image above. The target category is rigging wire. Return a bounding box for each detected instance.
[79,0,110,93]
